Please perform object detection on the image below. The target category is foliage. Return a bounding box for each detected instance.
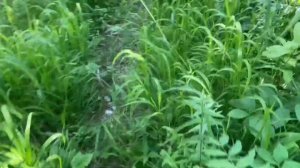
[99,0,300,167]
[2,0,300,167]
[0,0,101,167]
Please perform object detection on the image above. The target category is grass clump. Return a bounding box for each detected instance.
[0,0,99,127]
[0,0,102,167]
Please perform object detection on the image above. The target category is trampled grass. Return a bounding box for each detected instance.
[1,0,300,168]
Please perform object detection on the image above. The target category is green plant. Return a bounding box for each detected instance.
[94,0,300,167]
[0,105,63,168]
[2,0,300,167]
[0,0,103,167]
[0,0,101,128]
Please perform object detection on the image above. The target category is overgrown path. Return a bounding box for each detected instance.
[1,1,300,168]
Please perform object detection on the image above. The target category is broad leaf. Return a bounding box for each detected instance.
[282,160,300,168]
[293,22,300,44]
[279,132,300,144]
[248,114,264,137]
[205,159,235,168]
[272,107,290,128]
[257,148,276,164]
[295,104,300,121]
[203,149,227,156]
[284,57,297,67]
[229,97,256,112]
[229,140,242,156]
[284,41,299,51]
[219,133,229,146]
[273,143,288,164]
[228,109,249,119]
[71,152,93,168]
[258,86,278,107]
[262,45,290,58]
[282,70,293,84]
[236,149,255,168]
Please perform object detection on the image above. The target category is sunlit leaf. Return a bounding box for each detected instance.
[293,22,300,43]
[205,159,235,168]
[219,133,229,146]
[282,70,293,84]
[229,97,256,112]
[71,152,93,168]
[295,104,300,121]
[262,45,290,58]
[236,149,255,168]
[228,109,249,119]
[229,140,242,156]
[272,107,290,128]
[282,160,300,168]
[257,148,276,164]
[203,149,227,156]
[273,143,288,164]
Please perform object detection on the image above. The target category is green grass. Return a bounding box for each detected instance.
[0,0,102,167]
[1,0,300,167]
[102,0,300,167]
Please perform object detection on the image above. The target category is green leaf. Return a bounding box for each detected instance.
[248,114,264,137]
[282,70,293,84]
[205,159,235,168]
[219,133,229,146]
[257,148,276,164]
[229,140,242,156]
[293,22,300,44]
[258,86,277,107]
[273,143,288,164]
[284,58,297,67]
[161,150,177,168]
[46,154,62,168]
[236,149,255,168]
[41,133,63,152]
[283,41,299,51]
[262,45,290,58]
[71,152,93,168]
[279,132,300,144]
[272,107,290,128]
[282,160,300,168]
[295,104,300,121]
[229,97,256,112]
[228,109,249,119]
[203,149,227,156]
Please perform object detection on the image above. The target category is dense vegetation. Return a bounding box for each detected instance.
[1,0,300,167]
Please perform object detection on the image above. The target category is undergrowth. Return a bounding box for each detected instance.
[1,0,300,168]
[103,0,300,168]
